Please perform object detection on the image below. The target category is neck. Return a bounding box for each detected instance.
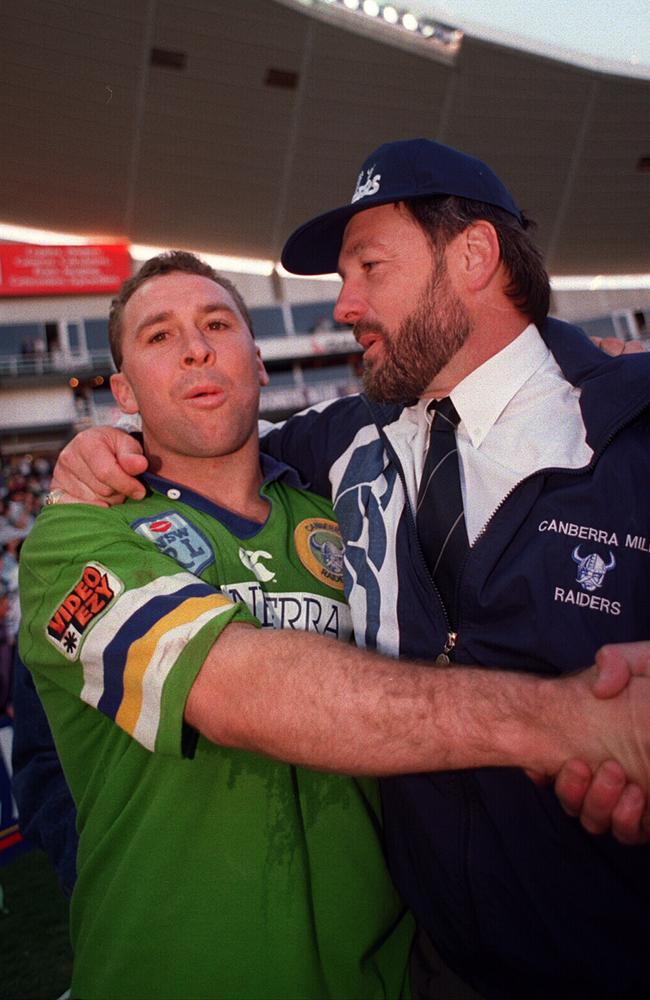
[144,435,269,523]
[422,310,530,399]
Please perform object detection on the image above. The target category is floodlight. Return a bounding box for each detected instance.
[362,0,380,16]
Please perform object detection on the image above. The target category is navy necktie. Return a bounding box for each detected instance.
[416,396,469,627]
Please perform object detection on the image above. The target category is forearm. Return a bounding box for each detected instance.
[185,624,587,777]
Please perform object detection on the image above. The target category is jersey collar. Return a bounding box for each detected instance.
[140,453,304,539]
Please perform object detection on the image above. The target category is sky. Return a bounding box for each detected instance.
[412,0,650,78]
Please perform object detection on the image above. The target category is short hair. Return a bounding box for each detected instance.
[108,250,254,369]
[402,196,550,328]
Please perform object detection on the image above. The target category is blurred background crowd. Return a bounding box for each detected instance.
[0,455,52,717]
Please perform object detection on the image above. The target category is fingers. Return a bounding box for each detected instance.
[604,641,650,675]
[590,641,650,700]
[591,336,624,356]
[524,767,551,786]
[554,758,593,817]
[111,436,148,496]
[120,451,150,477]
[52,465,145,505]
[557,760,650,844]
[53,428,147,504]
[609,785,650,846]
[573,760,627,835]
[593,642,650,700]
[619,340,645,354]
[590,336,645,356]
[592,645,631,698]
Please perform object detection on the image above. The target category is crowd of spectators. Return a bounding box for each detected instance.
[0,454,53,716]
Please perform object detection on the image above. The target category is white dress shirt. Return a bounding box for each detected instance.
[407,324,594,544]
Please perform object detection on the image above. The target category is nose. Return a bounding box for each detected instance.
[182,327,214,367]
[333,281,367,326]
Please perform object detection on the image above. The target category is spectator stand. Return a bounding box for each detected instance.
[0,454,52,866]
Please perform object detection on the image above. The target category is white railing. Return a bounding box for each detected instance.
[259,376,361,414]
[0,335,361,377]
[0,350,115,378]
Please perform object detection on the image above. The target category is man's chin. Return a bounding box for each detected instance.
[362,368,423,406]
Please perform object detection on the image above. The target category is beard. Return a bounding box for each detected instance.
[358,266,470,404]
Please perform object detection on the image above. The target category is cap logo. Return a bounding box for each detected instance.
[351,165,381,204]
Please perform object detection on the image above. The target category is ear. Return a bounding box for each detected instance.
[449,221,501,292]
[110,372,139,415]
[256,346,270,387]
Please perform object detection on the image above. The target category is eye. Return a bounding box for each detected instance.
[147,329,168,344]
[206,319,229,332]
[361,260,378,273]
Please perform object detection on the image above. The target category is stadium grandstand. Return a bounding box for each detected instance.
[1,0,649,458]
[0,1,649,994]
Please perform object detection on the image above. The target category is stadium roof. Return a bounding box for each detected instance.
[1,0,648,275]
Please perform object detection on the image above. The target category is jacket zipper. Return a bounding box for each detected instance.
[470,412,639,553]
[371,417,459,660]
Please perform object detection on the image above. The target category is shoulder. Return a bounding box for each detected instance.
[270,394,372,441]
[20,500,154,586]
[22,503,121,555]
[542,317,650,398]
[543,317,650,372]
[23,499,144,546]
[263,393,401,465]
[276,482,337,523]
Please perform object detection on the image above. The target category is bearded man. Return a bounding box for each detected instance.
[51,140,650,999]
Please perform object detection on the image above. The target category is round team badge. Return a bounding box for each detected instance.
[294,518,345,591]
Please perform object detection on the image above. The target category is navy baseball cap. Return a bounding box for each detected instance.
[281,138,523,275]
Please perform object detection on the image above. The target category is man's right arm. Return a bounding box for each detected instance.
[185,621,650,788]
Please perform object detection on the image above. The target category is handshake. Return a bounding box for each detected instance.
[538,640,650,846]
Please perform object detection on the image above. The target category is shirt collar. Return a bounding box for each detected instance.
[139,453,305,538]
[417,324,549,447]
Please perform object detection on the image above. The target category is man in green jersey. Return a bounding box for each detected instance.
[20,252,415,999]
[19,253,650,999]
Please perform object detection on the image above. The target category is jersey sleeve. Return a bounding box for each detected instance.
[19,505,258,757]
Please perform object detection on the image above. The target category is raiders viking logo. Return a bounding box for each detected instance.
[294,518,345,591]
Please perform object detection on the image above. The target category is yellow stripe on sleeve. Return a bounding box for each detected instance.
[115,593,232,736]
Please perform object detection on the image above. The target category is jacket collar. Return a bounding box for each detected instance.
[540,317,650,451]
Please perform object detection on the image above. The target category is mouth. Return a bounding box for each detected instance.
[354,330,384,361]
[182,383,226,407]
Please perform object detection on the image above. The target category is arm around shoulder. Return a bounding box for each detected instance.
[52,426,148,505]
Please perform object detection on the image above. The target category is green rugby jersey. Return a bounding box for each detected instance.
[19,457,413,999]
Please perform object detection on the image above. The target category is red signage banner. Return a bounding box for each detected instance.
[0,243,132,296]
